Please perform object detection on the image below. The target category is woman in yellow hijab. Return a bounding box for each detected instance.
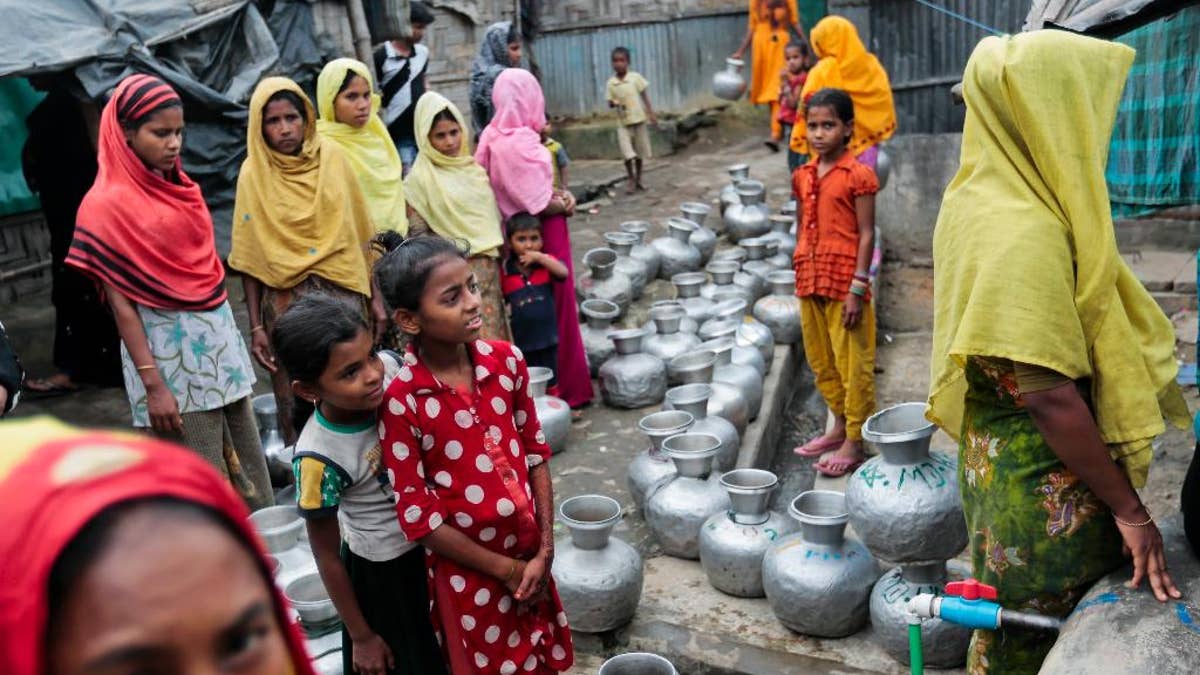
[404,91,511,342]
[316,58,408,234]
[787,15,895,167]
[229,77,381,443]
[929,31,1185,672]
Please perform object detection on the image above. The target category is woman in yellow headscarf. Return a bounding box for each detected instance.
[787,15,895,168]
[404,90,511,341]
[316,58,408,234]
[732,0,806,149]
[929,31,1185,673]
[229,77,381,443]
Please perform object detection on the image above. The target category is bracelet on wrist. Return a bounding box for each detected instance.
[848,285,867,297]
[503,559,518,582]
[135,364,157,372]
[1114,506,1154,528]
[852,272,870,282]
[251,325,265,334]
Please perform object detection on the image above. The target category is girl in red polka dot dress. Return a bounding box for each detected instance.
[376,236,574,674]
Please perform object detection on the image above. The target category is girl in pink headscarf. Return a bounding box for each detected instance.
[476,69,593,408]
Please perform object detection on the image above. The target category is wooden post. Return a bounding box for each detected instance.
[346,0,374,65]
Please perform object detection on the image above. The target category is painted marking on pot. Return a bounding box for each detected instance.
[1072,592,1119,614]
[1177,602,1200,634]
[764,527,779,541]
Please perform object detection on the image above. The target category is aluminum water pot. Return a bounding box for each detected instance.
[733,267,767,301]
[718,164,750,214]
[580,299,619,377]
[599,653,678,675]
[708,298,774,368]
[645,433,730,559]
[762,490,879,637]
[753,270,802,344]
[552,495,644,633]
[696,318,766,377]
[763,239,791,270]
[252,393,287,462]
[671,271,715,324]
[847,402,967,563]
[681,199,718,233]
[710,246,746,265]
[680,205,717,261]
[643,303,701,364]
[603,231,649,300]
[875,146,891,190]
[650,218,702,280]
[869,562,970,667]
[628,410,694,511]
[640,300,698,336]
[712,57,747,101]
[528,366,570,455]
[576,248,633,316]
[740,237,775,283]
[701,260,748,303]
[780,199,797,218]
[701,337,763,420]
[599,329,666,409]
[664,351,749,435]
[699,469,796,597]
[665,384,740,471]
[618,220,661,281]
[723,180,770,242]
[763,214,797,255]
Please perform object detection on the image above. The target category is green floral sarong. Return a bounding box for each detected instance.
[959,357,1124,674]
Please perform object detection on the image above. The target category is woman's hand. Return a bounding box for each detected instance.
[351,632,395,675]
[1114,506,1182,602]
[558,190,577,217]
[146,380,183,435]
[842,292,863,328]
[515,550,551,602]
[500,557,528,597]
[250,328,277,373]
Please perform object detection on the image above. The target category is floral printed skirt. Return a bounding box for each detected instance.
[959,357,1124,674]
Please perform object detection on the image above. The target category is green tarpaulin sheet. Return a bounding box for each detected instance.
[0,79,44,217]
[1107,6,1200,217]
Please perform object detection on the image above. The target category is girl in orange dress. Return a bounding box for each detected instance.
[732,0,806,150]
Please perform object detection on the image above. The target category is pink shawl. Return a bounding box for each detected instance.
[474,69,554,220]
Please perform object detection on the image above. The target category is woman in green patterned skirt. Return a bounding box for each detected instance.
[928,31,1187,673]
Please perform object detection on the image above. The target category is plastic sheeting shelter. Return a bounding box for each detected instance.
[0,0,328,255]
[0,80,44,217]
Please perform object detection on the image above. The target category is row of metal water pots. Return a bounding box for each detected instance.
[608,402,973,668]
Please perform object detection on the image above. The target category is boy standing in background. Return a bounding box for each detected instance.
[375,1,436,173]
[606,46,656,193]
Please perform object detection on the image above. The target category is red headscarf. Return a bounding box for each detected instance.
[66,74,228,311]
[0,417,316,675]
[474,68,554,220]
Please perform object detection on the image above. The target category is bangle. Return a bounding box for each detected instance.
[503,559,518,582]
[853,272,870,282]
[135,364,157,372]
[848,285,867,297]
[251,326,265,334]
[1114,508,1154,528]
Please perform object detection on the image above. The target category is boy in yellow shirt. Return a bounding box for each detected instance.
[606,46,657,193]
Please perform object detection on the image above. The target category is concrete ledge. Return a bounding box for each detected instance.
[737,343,802,470]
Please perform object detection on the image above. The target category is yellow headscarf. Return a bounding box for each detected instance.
[927,31,1187,488]
[404,91,504,257]
[229,77,374,296]
[316,58,407,235]
[788,15,896,156]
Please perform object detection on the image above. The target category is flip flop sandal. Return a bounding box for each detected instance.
[793,435,845,457]
[23,377,82,399]
[815,456,865,478]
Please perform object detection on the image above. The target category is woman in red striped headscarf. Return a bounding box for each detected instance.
[0,417,316,675]
[66,74,273,510]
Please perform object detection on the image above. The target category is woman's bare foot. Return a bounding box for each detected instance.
[25,372,80,394]
[815,439,866,477]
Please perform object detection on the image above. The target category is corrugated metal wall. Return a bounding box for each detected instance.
[538,12,747,117]
[869,1,1026,133]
